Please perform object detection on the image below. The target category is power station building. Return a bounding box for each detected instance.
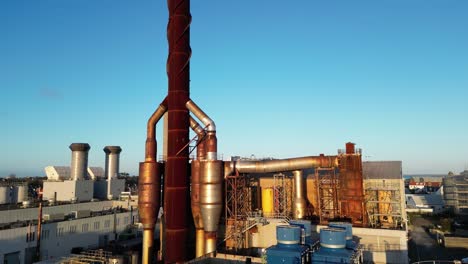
[0,143,134,264]
[42,144,125,203]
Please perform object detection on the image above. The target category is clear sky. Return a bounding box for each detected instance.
[1,0,467,177]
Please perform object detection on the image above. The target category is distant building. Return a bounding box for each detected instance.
[443,170,468,215]
[406,191,445,214]
[0,201,138,264]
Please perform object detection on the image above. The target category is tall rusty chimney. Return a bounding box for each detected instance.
[164,0,191,262]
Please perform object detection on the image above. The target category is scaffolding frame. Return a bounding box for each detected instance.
[364,181,403,228]
[273,173,292,218]
[225,173,249,250]
[316,167,340,223]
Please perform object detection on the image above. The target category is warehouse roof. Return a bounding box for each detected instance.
[363,161,402,180]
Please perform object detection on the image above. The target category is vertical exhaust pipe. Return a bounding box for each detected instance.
[187,100,222,255]
[69,143,90,181]
[293,170,307,219]
[104,146,122,200]
[189,116,206,257]
[138,99,167,264]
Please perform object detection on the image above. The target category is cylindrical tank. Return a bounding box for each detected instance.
[319,228,346,249]
[199,160,222,233]
[290,219,312,245]
[276,225,301,245]
[328,222,352,240]
[293,170,307,219]
[16,185,27,203]
[262,187,274,217]
[69,143,90,181]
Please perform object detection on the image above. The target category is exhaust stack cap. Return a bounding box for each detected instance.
[103,146,122,154]
[69,143,90,152]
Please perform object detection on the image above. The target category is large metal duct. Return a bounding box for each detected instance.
[164,0,191,261]
[69,143,90,181]
[189,116,206,257]
[187,100,221,255]
[226,155,338,175]
[293,170,307,219]
[138,99,167,264]
[104,146,122,200]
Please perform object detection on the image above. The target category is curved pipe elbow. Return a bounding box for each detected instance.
[147,97,168,139]
[189,115,206,137]
[186,100,216,132]
[145,97,168,161]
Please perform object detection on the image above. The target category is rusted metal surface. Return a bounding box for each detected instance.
[145,98,168,162]
[346,142,355,154]
[139,99,167,264]
[138,161,161,263]
[339,143,367,226]
[165,0,191,261]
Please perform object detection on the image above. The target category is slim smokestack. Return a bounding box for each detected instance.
[104,146,122,200]
[293,170,306,219]
[69,143,90,181]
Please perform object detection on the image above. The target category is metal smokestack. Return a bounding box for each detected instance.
[164,0,191,262]
[293,170,307,219]
[104,146,122,200]
[69,143,90,181]
[187,100,222,255]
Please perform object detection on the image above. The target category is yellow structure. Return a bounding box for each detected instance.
[261,187,274,216]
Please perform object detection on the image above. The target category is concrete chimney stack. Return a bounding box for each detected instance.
[104,146,122,200]
[69,143,91,181]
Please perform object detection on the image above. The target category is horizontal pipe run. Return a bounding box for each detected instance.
[227,156,339,175]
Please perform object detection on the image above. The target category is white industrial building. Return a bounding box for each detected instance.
[0,200,138,264]
[0,183,28,205]
[0,143,137,263]
[42,144,126,203]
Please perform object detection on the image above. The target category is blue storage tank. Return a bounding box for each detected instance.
[311,228,355,264]
[328,222,357,250]
[266,225,310,264]
[289,220,313,246]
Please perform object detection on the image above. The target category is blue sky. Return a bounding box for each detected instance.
[1,0,467,177]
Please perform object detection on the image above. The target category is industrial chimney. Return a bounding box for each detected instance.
[104,146,122,200]
[69,143,90,181]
